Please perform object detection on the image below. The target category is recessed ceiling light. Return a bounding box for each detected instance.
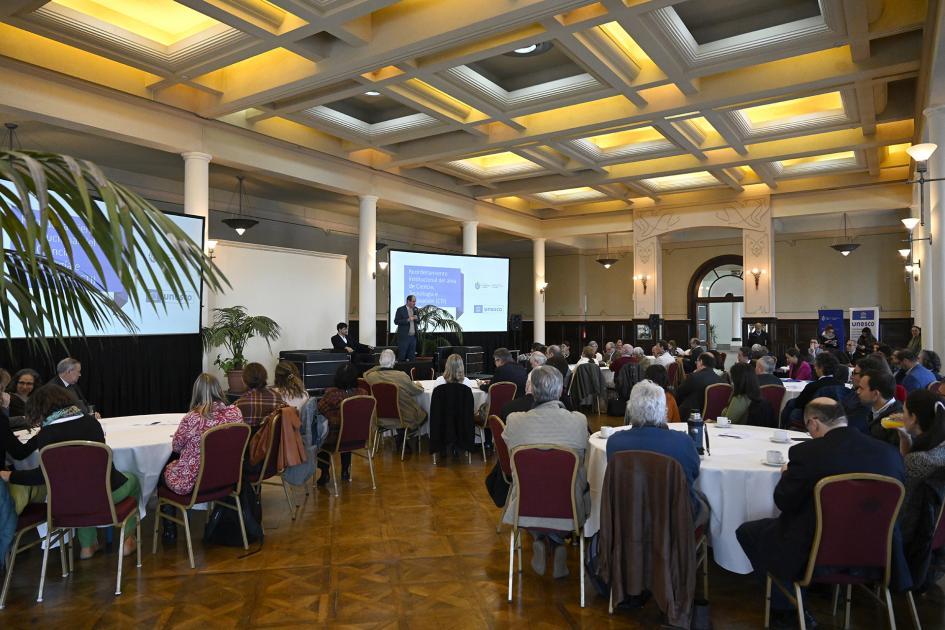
[364,91,381,96]
[514,44,538,54]
[505,42,552,57]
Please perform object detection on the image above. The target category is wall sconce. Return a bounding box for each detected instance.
[905,259,920,282]
[750,268,763,290]
[633,274,649,295]
[898,248,911,259]
[538,281,548,302]
[206,240,218,261]
[378,261,389,271]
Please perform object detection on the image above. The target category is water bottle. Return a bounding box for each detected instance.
[688,411,705,455]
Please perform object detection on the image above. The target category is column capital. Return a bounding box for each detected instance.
[924,104,945,120]
[533,237,546,244]
[181,151,212,163]
[462,220,479,227]
[359,194,379,204]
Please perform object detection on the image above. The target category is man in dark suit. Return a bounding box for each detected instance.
[330,322,372,355]
[782,352,846,428]
[393,294,418,361]
[858,368,903,446]
[755,355,784,387]
[737,398,908,628]
[545,345,570,380]
[45,357,96,417]
[486,347,527,399]
[747,322,770,348]
[675,353,722,419]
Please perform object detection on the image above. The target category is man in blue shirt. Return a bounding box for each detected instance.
[606,380,707,527]
[895,350,936,393]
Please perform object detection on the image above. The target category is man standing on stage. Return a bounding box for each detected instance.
[394,294,419,361]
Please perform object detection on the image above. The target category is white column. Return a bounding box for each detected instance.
[462,221,478,255]
[182,151,212,370]
[925,105,945,357]
[533,238,546,344]
[359,195,378,346]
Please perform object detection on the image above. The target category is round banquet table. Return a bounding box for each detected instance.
[13,413,182,517]
[414,380,489,436]
[779,379,809,412]
[584,422,809,574]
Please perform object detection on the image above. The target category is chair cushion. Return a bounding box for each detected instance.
[114,496,138,523]
[17,503,46,531]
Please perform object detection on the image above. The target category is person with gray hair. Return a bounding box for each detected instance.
[502,366,590,580]
[606,380,707,527]
[754,354,783,387]
[529,351,548,369]
[363,348,426,447]
[45,356,95,416]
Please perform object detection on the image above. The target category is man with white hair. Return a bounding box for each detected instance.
[651,340,675,368]
[588,341,603,363]
[363,349,426,444]
[606,380,707,527]
[529,351,548,370]
[603,341,617,363]
[755,355,783,387]
[609,344,634,375]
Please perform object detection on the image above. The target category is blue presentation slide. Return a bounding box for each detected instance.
[2,180,204,336]
[388,250,509,332]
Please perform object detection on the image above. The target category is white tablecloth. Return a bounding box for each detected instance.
[15,413,182,517]
[779,379,808,412]
[584,422,809,574]
[414,380,489,436]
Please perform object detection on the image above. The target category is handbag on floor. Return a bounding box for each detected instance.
[203,479,263,547]
[484,461,510,508]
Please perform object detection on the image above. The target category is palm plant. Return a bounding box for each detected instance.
[0,150,227,355]
[414,304,463,356]
[201,305,281,373]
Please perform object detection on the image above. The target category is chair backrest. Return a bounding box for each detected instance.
[410,365,433,381]
[488,415,511,478]
[800,473,905,587]
[40,440,119,528]
[357,378,370,392]
[195,423,252,501]
[931,500,945,552]
[702,382,732,421]
[666,361,680,388]
[509,445,580,531]
[759,384,786,413]
[337,395,376,452]
[488,381,517,416]
[370,381,402,421]
[895,384,907,403]
[928,381,942,394]
[575,362,604,395]
[255,411,286,481]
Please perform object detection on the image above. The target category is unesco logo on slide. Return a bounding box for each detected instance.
[475,282,503,290]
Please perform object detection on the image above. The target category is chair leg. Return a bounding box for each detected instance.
[152,500,162,555]
[58,530,68,578]
[516,530,522,573]
[795,583,807,630]
[764,575,772,628]
[832,585,840,617]
[329,453,339,498]
[136,516,142,568]
[367,450,377,490]
[234,494,249,551]
[507,528,515,602]
[480,427,486,462]
[0,529,27,609]
[906,591,921,630]
[116,519,126,595]
[281,477,296,520]
[845,584,853,629]
[608,587,614,614]
[579,534,585,608]
[37,527,53,603]
[400,430,408,461]
[180,506,195,569]
[68,529,74,573]
[884,588,897,630]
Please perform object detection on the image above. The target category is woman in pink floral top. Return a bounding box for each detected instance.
[163,373,244,495]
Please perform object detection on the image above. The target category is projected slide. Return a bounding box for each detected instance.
[389,250,509,333]
[2,180,204,337]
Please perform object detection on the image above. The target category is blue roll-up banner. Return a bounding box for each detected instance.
[818,309,845,347]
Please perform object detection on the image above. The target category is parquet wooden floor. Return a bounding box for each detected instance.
[2,413,944,628]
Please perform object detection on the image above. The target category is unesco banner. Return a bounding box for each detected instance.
[849,306,880,342]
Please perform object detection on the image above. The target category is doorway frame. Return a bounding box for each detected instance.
[687,254,744,346]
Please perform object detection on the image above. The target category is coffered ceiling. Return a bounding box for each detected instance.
[0,0,933,226]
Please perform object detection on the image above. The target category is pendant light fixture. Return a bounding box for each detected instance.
[829,213,859,256]
[222,175,258,236]
[596,233,619,269]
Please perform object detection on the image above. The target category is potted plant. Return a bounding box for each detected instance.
[202,305,281,393]
[707,324,717,350]
[415,305,463,358]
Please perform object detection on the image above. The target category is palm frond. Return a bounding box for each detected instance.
[202,306,281,369]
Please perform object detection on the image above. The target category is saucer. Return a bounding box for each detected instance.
[761,459,785,467]
[769,437,791,444]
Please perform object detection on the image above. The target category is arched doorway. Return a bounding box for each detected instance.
[687,255,744,349]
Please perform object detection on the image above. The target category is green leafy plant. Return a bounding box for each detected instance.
[202,305,281,372]
[414,304,463,356]
[0,149,228,355]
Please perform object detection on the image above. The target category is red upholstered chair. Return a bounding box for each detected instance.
[487,415,511,532]
[702,383,733,422]
[153,423,251,569]
[759,385,787,416]
[895,384,907,403]
[476,382,516,461]
[410,365,433,380]
[507,445,585,608]
[928,381,942,395]
[764,473,909,630]
[38,441,141,601]
[318,395,377,497]
[357,378,370,392]
[244,411,296,520]
[370,382,420,460]
[0,503,49,609]
[667,361,681,389]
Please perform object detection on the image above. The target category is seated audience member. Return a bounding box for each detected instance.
[747,322,769,348]
[545,345,570,379]
[608,344,634,376]
[907,325,923,355]
[785,353,845,427]
[330,322,372,355]
[575,345,598,366]
[235,362,284,428]
[707,350,726,378]
[736,346,751,365]
[819,324,840,350]
[163,373,243,496]
[502,366,590,579]
[271,360,310,410]
[920,349,942,381]
[603,341,617,363]
[736,398,906,628]
[667,340,682,356]
[843,356,889,434]
[0,369,9,415]
[0,385,140,559]
[675,352,722,420]
[488,347,527,399]
[809,338,823,358]
[683,337,705,373]
[529,351,548,371]
[607,380,707,527]
[858,368,903,446]
[46,357,96,416]
[587,341,603,363]
[896,350,937,393]
[6,368,39,418]
[644,364,680,422]
[876,343,895,365]
[724,363,774,426]
[531,342,547,354]
[364,349,426,446]
[651,340,675,367]
[856,326,877,352]
[749,344,767,361]
[561,341,573,362]
[433,353,478,389]
[631,346,649,366]
[755,355,784,387]
[499,370,536,421]
[844,338,866,364]
[317,363,368,484]
[785,347,812,381]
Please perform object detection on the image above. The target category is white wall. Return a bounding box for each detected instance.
[206,240,347,379]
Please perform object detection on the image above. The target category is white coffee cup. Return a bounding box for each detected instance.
[716,416,731,427]
[772,429,789,442]
[766,450,785,465]
[600,426,615,439]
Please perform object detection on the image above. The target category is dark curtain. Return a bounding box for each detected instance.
[0,334,201,417]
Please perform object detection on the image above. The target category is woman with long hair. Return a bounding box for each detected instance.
[5,368,39,418]
[272,360,310,410]
[785,347,812,381]
[723,363,772,426]
[433,353,477,388]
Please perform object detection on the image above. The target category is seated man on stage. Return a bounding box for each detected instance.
[331,322,372,355]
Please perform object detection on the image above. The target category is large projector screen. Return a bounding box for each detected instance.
[2,180,204,337]
[388,250,509,333]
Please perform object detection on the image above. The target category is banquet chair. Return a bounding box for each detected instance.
[245,411,296,520]
[410,365,433,380]
[429,383,475,465]
[38,441,141,600]
[702,383,733,422]
[759,385,787,418]
[357,378,370,393]
[370,382,420,460]
[475,382,516,461]
[507,445,584,608]
[318,395,377,497]
[764,473,909,630]
[153,423,251,569]
[488,415,512,533]
[667,361,682,390]
[569,363,605,414]
[0,503,49,609]
[927,381,942,395]
[895,384,908,404]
